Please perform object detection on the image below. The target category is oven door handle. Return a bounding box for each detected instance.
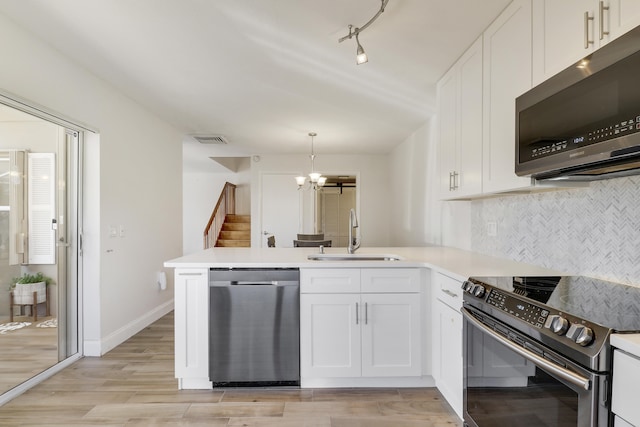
[462,308,591,391]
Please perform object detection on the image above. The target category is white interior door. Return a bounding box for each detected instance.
[320,187,355,247]
[260,173,301,248]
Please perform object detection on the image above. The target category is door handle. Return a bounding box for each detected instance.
[599,1,609,40]
[584,11,594,49]
[365,302,368,325]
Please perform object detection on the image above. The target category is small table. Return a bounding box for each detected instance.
[9,287,50,322]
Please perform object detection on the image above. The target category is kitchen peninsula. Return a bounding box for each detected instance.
[164,246,561,418]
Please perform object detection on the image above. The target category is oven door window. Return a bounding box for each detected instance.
[463,311,599,427]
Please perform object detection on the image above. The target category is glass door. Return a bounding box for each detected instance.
[0,101,81,396]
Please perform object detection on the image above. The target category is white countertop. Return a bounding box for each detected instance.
[612,334,640,358]
[164,246,563,282]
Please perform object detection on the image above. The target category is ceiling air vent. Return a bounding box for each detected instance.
[192,134,228,144]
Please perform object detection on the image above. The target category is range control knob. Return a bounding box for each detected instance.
[575,326,594,347]
[461,281,474,293]
[472,285,486,298]
[548,315,569,335]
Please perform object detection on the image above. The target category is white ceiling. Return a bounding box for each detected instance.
[0,0,510,166]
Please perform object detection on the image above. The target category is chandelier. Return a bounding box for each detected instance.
[295,132,326,190]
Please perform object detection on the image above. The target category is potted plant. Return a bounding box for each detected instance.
[10,272,53,305]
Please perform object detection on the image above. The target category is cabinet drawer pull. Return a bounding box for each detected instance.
[441,289,459,298]
[178,272,205,276]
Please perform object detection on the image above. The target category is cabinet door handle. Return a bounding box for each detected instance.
[356,302,359,325]
[584,11,594,49]
[365,302,368,325]
[453,171,459,190]
[448,172,454,191]
[599,1,609,40]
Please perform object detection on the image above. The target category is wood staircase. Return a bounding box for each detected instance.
[215,214,251,247]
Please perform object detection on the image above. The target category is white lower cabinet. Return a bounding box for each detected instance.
[612,349,640,426]
[174,268,211,389]
[300,293,362,378]
[361,293,421,377]
[432,272,463,419]
[300,268,422,384]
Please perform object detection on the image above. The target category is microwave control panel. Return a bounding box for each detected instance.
[522,115,640,162]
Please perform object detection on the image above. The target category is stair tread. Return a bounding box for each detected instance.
[222,223,251,231]
[216,239,251,247]
[225,215,251,223]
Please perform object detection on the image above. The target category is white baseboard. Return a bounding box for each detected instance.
[83,299,174,356]
[179,378,213,390]
[300,376,436,388]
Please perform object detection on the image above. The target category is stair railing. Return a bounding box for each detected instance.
[203,182,236,249]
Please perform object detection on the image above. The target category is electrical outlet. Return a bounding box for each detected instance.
[109,226,117,237]
[487,221,497,237]
[119,225,125,237]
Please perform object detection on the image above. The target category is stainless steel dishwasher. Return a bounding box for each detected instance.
[208,268,300,386]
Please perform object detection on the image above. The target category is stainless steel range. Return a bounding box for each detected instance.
[462,276,640,427]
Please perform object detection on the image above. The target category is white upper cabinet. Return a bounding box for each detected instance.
[609,0,640,39]
[436,0,640,199]
[438,68,458,198]
[533,0,640,85]
[437,36,483,200]
[482,0,534,194]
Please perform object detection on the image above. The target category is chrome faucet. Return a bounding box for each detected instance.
[348,208,361,254]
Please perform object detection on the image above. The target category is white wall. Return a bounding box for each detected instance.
[182,158,251,255]
[0,12,183,355]
[250,154,391,248]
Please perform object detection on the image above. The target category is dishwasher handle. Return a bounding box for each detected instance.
[209,280,299,286]
[230,281,282,286]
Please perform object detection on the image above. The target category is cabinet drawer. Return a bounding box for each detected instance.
[612,349,640,426]
[435,271,463,310]
[301,269,360,293]
[361,268,421,293]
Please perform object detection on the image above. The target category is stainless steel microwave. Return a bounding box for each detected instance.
[516,25,640,181]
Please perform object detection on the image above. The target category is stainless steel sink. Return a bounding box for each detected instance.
[307,253,403,261]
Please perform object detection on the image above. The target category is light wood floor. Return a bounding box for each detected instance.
[0,315,58,393]
[0,312,462,426]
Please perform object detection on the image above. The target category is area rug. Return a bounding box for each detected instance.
[0,322,31,334]
[37,318,57,328]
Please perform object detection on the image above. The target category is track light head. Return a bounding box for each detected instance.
[355,33,368,65]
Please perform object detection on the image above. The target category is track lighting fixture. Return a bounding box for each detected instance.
[338,0,389,65]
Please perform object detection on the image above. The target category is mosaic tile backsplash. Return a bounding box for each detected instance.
[471,175,640,287]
